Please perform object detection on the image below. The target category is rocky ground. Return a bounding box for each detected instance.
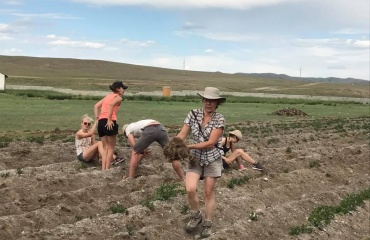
[0,117,369,240]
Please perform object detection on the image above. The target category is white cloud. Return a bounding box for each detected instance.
[12,13,82,20]
[331,28,368,35]
[175,30,256,42]
[46,35,106,49]
[204,49,214,53]
[119,38,156,48]
[2,0,23,5]
[70,0,304,9]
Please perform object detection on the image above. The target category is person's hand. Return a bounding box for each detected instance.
[105,120,114,130]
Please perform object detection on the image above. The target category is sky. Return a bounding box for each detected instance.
[0,0,369,80]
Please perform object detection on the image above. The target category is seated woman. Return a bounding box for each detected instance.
[75,114,124,165]
[221,130,264,171]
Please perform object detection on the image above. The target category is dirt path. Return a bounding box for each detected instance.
[6,85,370,104]
[0,117,369,239]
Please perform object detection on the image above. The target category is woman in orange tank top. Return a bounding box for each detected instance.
[94,81,128,170]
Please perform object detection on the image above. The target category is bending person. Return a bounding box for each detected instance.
[122,119,184,180]
[221,130,264,171]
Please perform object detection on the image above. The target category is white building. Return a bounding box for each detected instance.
[0,73,7,91]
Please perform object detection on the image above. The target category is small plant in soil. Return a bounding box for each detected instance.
[227,175,249,189]
[109,203,128,214]
[126,225,134,236]
[26,135,45,144]
[75,215,84,221]
[0,136,12,148]
[16,168,23,175]
[141,183,185,211]
[1,172,10,178]
[249,212,258,221]
[309,160,319,168]
[289,224,313,235]
[180,204,190,215]
[285,146,292,153]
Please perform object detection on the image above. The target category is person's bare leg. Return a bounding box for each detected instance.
[172,160,184,180]
[222,149,257,165]
[185,172,200,211]
[104,135,116,170]
[203,177,217,220]
[128,150,140,177]
[82,142,99,161]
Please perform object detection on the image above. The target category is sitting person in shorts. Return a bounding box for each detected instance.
[75,114,123,164]
[221,130,264,171]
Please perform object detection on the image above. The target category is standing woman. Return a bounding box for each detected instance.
[94,81,127,170]
[176,87,226,238]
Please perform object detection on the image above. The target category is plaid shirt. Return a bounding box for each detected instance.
[184,108,225,166]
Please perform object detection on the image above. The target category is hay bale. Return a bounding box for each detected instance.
[163,137,190,162]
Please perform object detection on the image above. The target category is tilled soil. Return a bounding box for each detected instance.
[0,117,369,240]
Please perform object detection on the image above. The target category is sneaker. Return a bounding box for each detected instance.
[239,164,245,170]
[111,156,125,165]
[185,210,202,233]
[200,220,212,238]
[252,162,264,171]
[115,156,125,164]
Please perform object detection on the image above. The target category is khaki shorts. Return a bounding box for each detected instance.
[186,158,222,179]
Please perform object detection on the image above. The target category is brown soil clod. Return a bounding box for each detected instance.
[272,107,309,116]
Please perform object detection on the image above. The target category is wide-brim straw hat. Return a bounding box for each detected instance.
[197,87,226,103]
[229,130,242,140]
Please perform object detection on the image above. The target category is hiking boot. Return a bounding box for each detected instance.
[185,210,202,233]
[252,162,264,171]
[200,220,212,238]
[239,164,245,170]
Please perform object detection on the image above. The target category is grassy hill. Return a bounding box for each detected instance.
[0,55,369,98]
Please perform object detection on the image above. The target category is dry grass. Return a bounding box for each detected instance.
[1,55,369,98]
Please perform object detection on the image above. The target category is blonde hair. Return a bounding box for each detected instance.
[81,114,93,122]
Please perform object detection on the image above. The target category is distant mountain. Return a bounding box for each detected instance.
[234,73,369,85]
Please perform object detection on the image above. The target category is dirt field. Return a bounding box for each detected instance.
[0,117,369,240]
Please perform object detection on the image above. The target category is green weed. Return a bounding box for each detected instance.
[285,147,292,153]
[26,135,45,144]
[249,212,258,221]
[0,136,12,148]
[16,168,23,175]
[126,225,134,236]
[141,183,185,211]
[180,205,190,215]
[75,215,84,221]
[309,160,319,168]
[109,203,128,214]
[289,224,313,235]
[227,175,250,189]
[1,172,10,178]
[290,187,370,235]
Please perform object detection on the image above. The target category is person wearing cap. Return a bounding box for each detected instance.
[175,87,225,238]
[221,130,264,171]
[94,81,127,170]
[121,119,184,180]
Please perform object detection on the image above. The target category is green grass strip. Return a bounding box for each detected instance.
[289,187,370,235]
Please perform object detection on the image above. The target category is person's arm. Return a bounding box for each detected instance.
[187,128,223,150]
[106,96,122,129]
[94,99,103,120]
[127,133,136,147]
[230,142,237,152]
[90,121,98,144]
[176,124,190,140]
[76,129,94,139]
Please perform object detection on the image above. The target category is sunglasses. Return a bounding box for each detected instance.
[83,122,91,126]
